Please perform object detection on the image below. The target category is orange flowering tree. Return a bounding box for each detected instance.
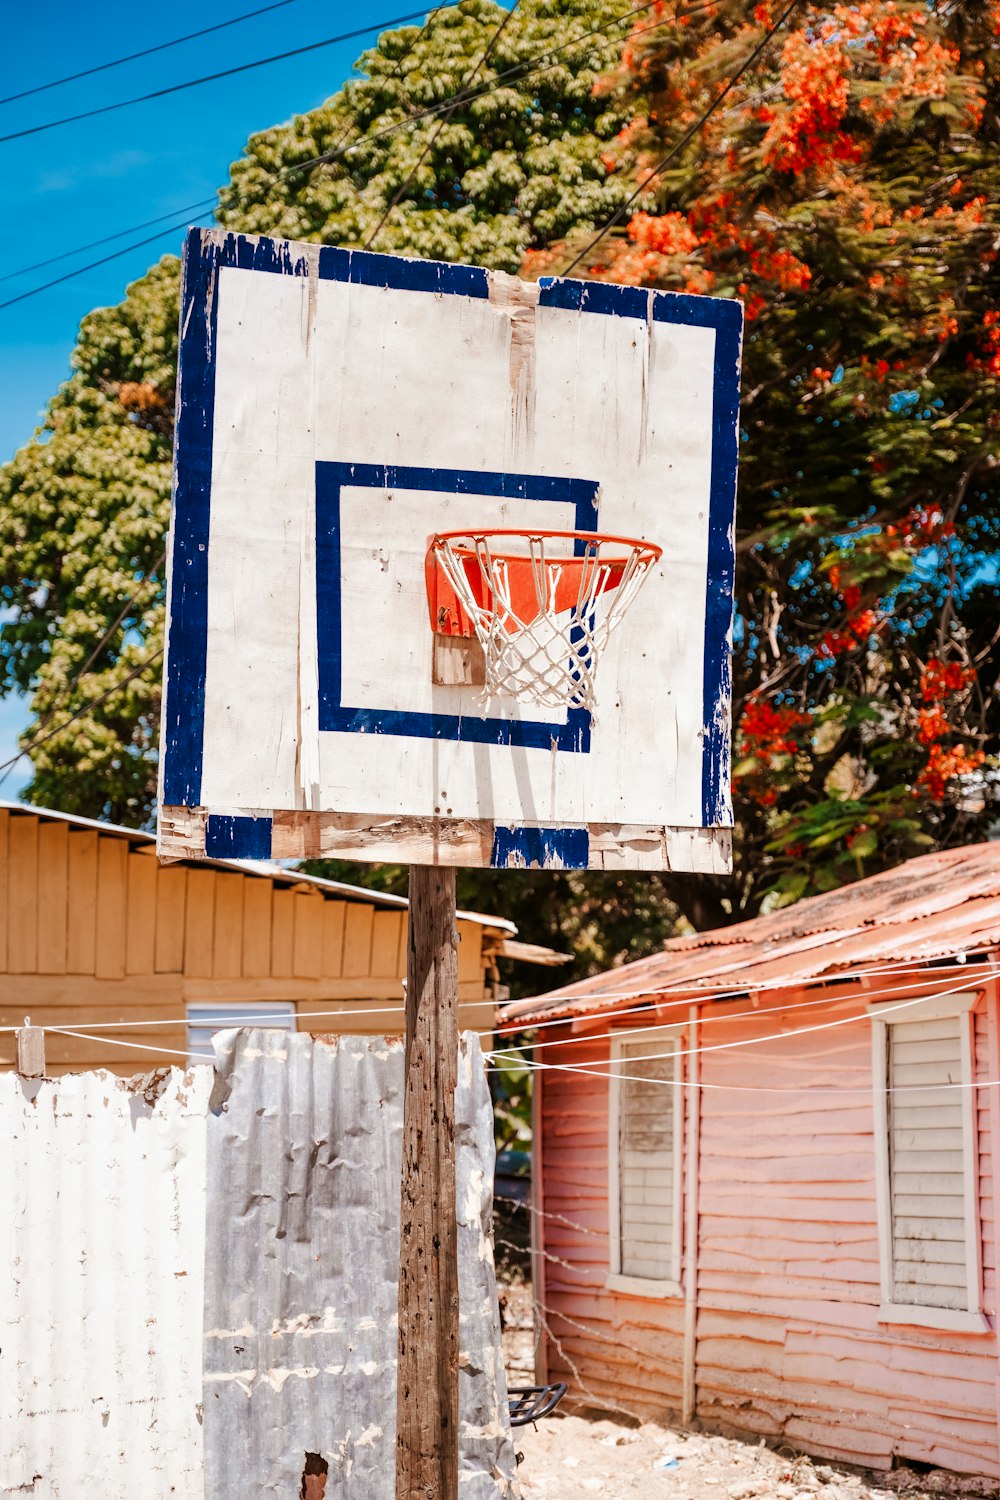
[529,0,1000,925]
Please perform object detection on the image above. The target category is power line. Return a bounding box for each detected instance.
[0,549,168,790]
[0,648,163,779]
[0,0,303,108]
[13,966,983,1043]
[560,0,804,276]
[0,6,456,146]
[0,0,704,307]
[497,952,997,1036]
[0,200,217,285]
[272,0,449,244]
[364,0,523,250]
[489,968,994,1058]
[492,977,979,1074]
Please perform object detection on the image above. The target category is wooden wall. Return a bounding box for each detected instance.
[0,811,493,1074]
[537,980,1000,1478]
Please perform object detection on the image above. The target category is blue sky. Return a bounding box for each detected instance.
[1,0,413,796]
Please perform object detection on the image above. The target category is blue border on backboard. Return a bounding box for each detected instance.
[162,229,740,828]
[315,461,596,751]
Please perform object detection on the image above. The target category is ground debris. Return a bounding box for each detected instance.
[510,1413,995,1500]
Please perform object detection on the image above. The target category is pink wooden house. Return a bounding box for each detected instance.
[499,843,1000,1479]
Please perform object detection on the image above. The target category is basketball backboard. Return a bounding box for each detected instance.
[157,228,742,872]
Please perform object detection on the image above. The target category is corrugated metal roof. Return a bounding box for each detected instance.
[0,798,516,934]
[501,841,1000,1025]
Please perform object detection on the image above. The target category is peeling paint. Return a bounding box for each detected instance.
[202,1030,517,1499]
[1,1067,211,1498]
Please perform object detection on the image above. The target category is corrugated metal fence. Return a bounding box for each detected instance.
[1,1031,516,1498]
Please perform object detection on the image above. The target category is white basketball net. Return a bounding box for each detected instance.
[431,532,659,713]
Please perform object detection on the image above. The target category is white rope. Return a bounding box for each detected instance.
[489,971,987,1062]
[496,948,999,1034]
[0,1002,412,1034]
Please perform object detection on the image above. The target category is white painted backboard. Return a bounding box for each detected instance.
[158,229,742,871]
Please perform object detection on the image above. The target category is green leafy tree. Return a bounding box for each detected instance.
[0,0,630,822]
[534,0,1000,925]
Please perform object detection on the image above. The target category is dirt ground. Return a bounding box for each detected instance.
[499,1286,997,1500]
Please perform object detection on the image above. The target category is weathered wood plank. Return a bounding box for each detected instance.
[397,865,459,1500]
[161,805,732,873]
[36,819,69,975]
[154,865,187,972]
[293,892,324,979]
[94,837,128,981]
[342,903,374,978]
[212,873,243,979]
[8,814,39,973]
[15,1023,45,1077]
[241,878,272,976]
[270,889,295,977]
[125,849,157,975]
[183,869,216,978]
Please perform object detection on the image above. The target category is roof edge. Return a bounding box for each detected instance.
[0,800,516,933]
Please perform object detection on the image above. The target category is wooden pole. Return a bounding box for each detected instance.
[396,865,460,1500]
[16,1016,45,1078]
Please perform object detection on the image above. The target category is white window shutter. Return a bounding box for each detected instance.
[610,1036,682,1285]
[869,992,983,1329]
[887,1014,968,1309]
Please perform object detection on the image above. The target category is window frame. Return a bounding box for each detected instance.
[607,1027,684,1300]
[869,990,988,1333]
[186,1001,297,1062]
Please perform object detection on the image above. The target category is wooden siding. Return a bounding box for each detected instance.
[0,812,494,1074]
[539,1034,688,1418]
[538,984,1000,1478]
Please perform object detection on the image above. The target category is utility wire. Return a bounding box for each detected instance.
[560,0,804,275]
[0,0,457,284]
[497,952,996,1036]
[0,648,163,779]
[0,6,456,145]
[0,200,217,285]
[270,0,449,243]
[0,550,167,790]
[491,977,979,1073]
[11,963,992,1043]
[0,0,712,308]
[0,0,304,108]
[0,0,635,284]
[364,0,522,250]
[490,968,993,1058]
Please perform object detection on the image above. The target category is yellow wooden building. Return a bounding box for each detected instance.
[0,801,549,1075]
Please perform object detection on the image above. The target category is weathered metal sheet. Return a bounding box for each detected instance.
[504,841,1000,1023]
[1,1066,212,1499]
[202,1029,516,1499]
[3,1034,514,1499]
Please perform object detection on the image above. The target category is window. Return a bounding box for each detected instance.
[608,1032,683,1297]
[870,993,985,1332]
[186,1002,296,1061]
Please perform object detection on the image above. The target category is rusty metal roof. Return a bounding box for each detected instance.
[500,841,1000,1026]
